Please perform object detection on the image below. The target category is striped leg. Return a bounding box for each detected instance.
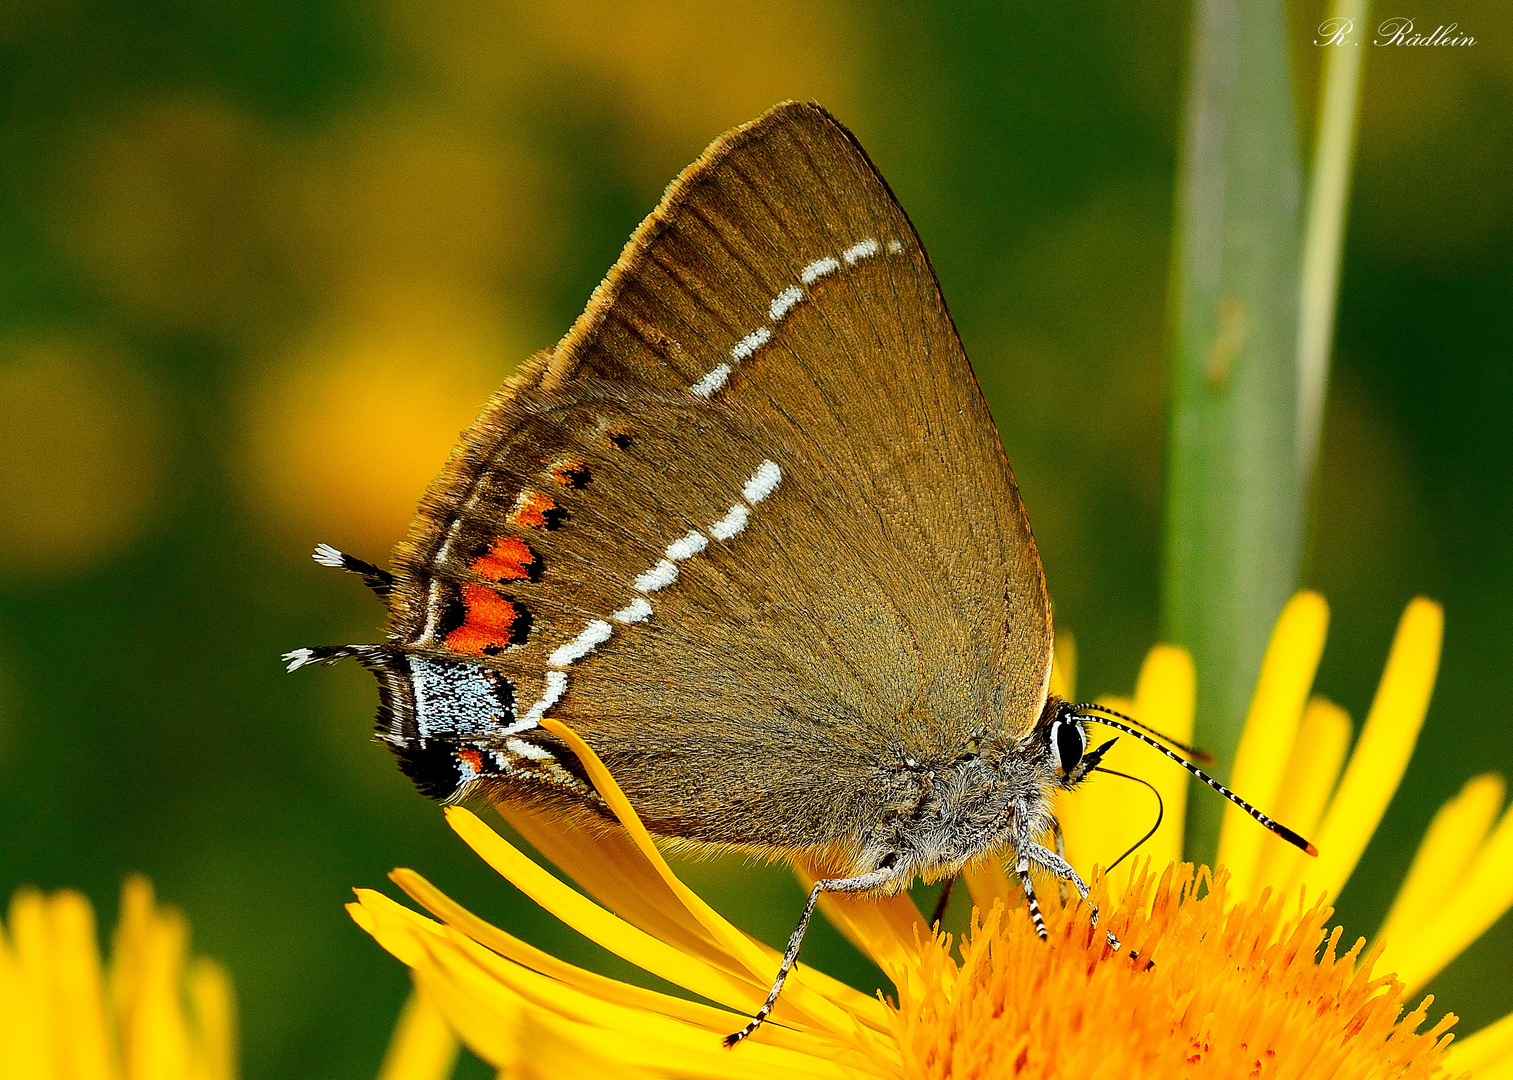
[724,864,899,1047]
[1016,855,1049,940]
[1021,841,1125,952]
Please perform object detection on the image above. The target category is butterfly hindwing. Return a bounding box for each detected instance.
[365,103,1052,850]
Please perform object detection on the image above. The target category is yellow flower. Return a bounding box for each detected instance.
[352,594,1513,1078]
[0,875,237,1080]
[375,990,460,1080]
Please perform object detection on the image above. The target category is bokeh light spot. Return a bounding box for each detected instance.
[271,106,560,304]
[237,288,531,553]
[0,336,166,578]
[390,0,865,184]
[529,0,865,180]
[55,96,278,336]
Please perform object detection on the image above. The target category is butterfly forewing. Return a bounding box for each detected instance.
[377,102,1052,852]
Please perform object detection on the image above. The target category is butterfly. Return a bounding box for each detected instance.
[286,101,1314,1045]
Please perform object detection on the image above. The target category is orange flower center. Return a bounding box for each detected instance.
[891,865,1456,1080]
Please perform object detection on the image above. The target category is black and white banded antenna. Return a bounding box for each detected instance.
[1070,701,1318,857]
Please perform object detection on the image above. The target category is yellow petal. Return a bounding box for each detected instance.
[1444,1008,1513,1079]
[1460,1056,1513,1080]
[497,1014,659,1080]
[3,880,231,1080]
[430,818,890,1041]
[376,990,459,1080]
[1390,789,1513,993]
[962,855,1016,916]
[1129,645,1196,884]
[535,718,871,1041]
[410,929,860,1079]
[1374,774,1504,971]
[2,889,53,1079]
[496,817,884,1032]
[388,866,801,1034]
[1261,696,1351,897]
[349,891,439,969]
[438,809,823,1026]
[1218,591,1329,903]
[123,905,193,1080]
[797,853,927,973]
[412,896,865,1063]
[187,959,237,1080]
[1296,597,1443,902]
[1055,648,1195,893]
[1060,692,1177,885]
[47,890,118,1080]
[1056,695,1136,875]
[109,875,155,1029]
[406,959,522,1066]
[492,797,735,972]
[419,919,759,1052]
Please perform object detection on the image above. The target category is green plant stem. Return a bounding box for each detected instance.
[1298,0,1370,485]
[1165,0,1304,863]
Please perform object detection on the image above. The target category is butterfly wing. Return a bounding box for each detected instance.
[371,102,1052,852]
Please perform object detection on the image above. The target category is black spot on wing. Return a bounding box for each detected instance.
[394,741,467,802]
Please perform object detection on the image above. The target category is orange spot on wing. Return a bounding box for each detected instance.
[509,489,556,528]
[457,748,483,772]
[446,582,529,655]
[549,456,590,488]
[471,535,535,582]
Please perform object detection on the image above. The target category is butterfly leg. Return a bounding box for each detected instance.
[1022,841,1089,900]
[1020,841,1125,951]
[1015,855,1049,939]
[724,863,900,1048]
[1049,816,1070,903]
[929,873,957,929]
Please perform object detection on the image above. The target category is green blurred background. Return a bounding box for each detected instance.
[2,1,1510,1075]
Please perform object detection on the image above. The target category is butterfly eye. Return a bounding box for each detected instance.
[1050,719,1087,776]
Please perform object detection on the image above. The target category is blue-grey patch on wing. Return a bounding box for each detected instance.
[409,657,516,743]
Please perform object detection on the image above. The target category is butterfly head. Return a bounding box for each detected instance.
[1042,698,1117,788]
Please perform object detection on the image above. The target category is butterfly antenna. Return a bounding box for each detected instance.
[1093,767,1164,874]
[1073,702,1213,763]
[1073,709,1318,857]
